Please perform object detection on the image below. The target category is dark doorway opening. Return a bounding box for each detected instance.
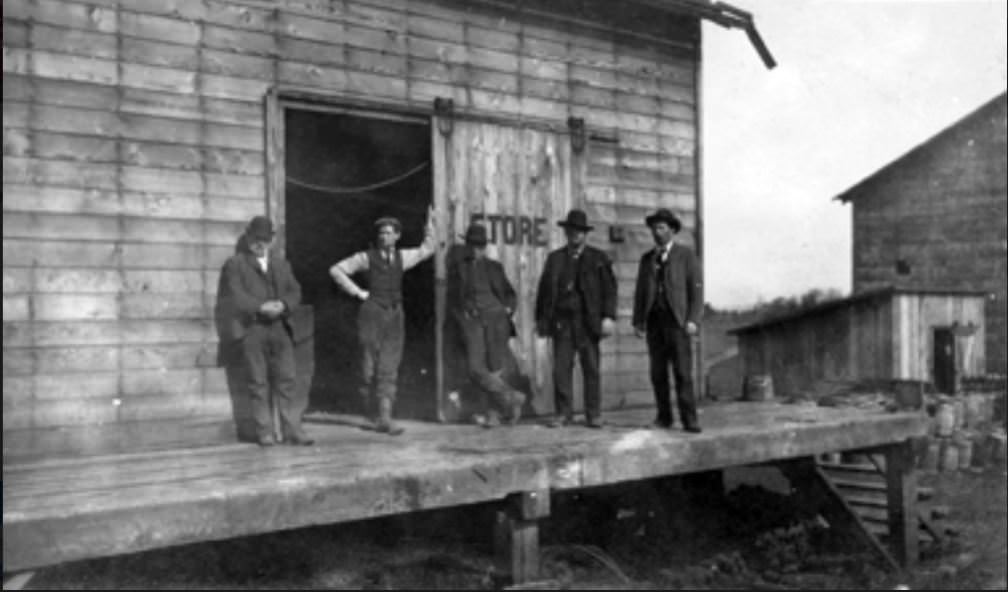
[284,107,435,420]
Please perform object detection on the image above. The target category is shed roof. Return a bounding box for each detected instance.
[728,286,990,335]
[834,90,1008,203]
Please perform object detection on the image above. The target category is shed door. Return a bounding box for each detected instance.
[432,119,583,420]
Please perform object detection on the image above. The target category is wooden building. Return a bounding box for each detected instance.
[730,288,988,398]
[835,92,1008,376]
[2,0,773,459]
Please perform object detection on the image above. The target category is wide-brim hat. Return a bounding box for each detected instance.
[373,216,402,232]
[246,215,275,241]
[645,208,682,232]
[464,223,489,246]
[557,209,594,231]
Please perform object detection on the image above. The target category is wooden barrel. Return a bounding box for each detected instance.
[743,374,775,402]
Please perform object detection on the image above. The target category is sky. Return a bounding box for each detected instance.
[701,0,1008,309]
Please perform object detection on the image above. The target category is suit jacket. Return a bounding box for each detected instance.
[215,250,302,346]
[632,243,702,330]
[446,247,517,317]
[534,245,617,339]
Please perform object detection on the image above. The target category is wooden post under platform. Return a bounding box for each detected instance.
[495,490,550,585]
[883,439,918,569]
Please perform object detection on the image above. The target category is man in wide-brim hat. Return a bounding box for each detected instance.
[446,223,525,428]
[330,207,439,436]
[632,207,703,433]
[534,209,617,428]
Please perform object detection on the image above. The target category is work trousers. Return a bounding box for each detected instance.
[456,308,516,411]
[357,300,405,405]
[553,314,601,421]
[646,306,698,428]
[241,321,307,440]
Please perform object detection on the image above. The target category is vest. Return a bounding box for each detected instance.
[651,250,672,315]
[366,249,404,307]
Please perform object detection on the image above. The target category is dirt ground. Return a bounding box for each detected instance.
[22,465,1006,590]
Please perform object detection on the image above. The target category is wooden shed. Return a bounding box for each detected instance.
[729,288,988,398]
[2,0,773,459]
[836,92,1007,375]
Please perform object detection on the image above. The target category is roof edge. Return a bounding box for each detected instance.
[728,286,991,335]
[834,90,1008,204]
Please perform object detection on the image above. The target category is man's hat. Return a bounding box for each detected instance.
[645,208,682,232]
[557,209,594,232]
[464,223,489,246]
[374,216,402,232]
[246,216,275,241]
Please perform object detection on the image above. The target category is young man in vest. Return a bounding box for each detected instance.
[632,208,703,433]
[329,207,437,435]
[534,209,618,428]
[446,223,525,427]
[219,216,313,447]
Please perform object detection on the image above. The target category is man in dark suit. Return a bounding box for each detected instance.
[219,216,314,447]
[535,209,617,428]
[447,223,525,427]
[632,208,703,433]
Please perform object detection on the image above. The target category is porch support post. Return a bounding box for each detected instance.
[885,439,918,568]
[494,489,550,585]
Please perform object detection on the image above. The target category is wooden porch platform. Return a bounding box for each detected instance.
[2,402,928,575]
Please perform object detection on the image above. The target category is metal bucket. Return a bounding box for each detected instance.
[743,374,775,402]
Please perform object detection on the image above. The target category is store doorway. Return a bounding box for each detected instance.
[284,106,436,420]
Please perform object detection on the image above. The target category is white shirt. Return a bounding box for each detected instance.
[257,255,268,273]
[330,223,436,298]
[655,241,673,263]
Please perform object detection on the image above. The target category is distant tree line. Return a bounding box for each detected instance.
[704,287,847,322]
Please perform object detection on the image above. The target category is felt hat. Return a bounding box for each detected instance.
[464,223,489,246]
[373,216,402,232]
[557,209,594,232]
[644,208,682,232]
[246,216,275,241]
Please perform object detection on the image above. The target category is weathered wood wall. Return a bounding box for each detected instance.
[846,93,1007,375]
[892,293,986,381]
[3,0,700,457]
[736,291,987,397]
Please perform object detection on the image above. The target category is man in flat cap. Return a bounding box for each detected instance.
[633,208,703,433]
[535,209,617,428]
[330,207,437,435]
[446,223,525,427]
[219,216,313,447]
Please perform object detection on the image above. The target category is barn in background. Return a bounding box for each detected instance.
[2,0,773,459]
[835,92,1008,376]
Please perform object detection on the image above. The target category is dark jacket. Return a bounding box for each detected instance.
[632,243,702,329]
[216,250,302,344]
[446,247,517,316]
[534,245,617,339]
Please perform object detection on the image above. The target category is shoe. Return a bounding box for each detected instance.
[508,391,526,425]
[651,419,672,429]
[482,410,501,429]
[287,434,315,446]
[257,435,276,447]
[585,418,605,429]
[376,398,405,436]
[546,415,572,428]
[683,425,702,434]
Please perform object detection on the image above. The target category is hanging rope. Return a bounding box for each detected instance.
[286,161,430,194]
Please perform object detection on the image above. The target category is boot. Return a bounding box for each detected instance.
[375,398,404,436]
[507,390,526,425]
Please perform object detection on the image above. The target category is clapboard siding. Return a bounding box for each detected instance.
[3,0,699,455]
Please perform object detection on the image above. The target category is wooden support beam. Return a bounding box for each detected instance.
[884,440,918,568]
[494,490,550,585]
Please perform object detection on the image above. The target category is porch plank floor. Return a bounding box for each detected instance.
[3,402,928,572]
